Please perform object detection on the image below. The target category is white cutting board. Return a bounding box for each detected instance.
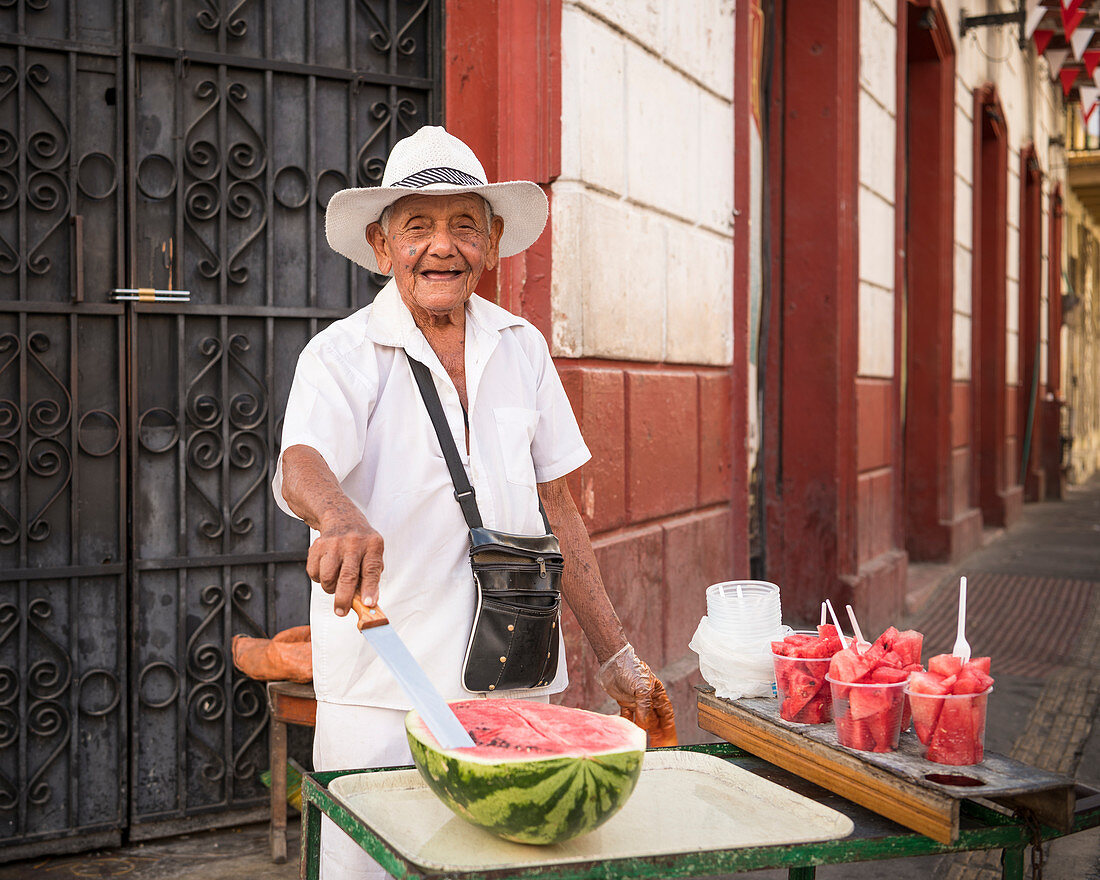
[329,750,854,872]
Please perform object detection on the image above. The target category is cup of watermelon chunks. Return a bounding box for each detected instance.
[905,654,994,765]
[770,626,844,723]
[825,626,924,752]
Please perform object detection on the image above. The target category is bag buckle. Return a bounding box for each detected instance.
[454,487,476,504]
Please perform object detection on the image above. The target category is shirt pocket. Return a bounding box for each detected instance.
[493,407,539,487]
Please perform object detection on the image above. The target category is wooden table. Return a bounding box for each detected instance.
[266,680,317,863]
[297,742,1100,879]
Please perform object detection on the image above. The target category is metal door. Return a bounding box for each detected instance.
[0,0,442,855]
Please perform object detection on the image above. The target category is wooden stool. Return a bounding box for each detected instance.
[266,680,317,863]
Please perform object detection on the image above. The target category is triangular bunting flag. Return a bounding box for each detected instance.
[1026,6,1047,41]
[1079,85,1100,125]
[1062,2,1086,41]
[1034,28,1055,56]
[1066,0,1087,15]
[1072,27,1095,60]
[1048,48,1072,79]
[1061,66,1080,97]
[1092,67,1100,88]
[1085,48,1100,77]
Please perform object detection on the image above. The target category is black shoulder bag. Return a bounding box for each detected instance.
[407,355,563,692]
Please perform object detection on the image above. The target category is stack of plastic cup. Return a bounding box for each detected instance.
[693,581,787,699]
[705,581,784,647]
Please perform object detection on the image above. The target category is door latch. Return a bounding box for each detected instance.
[110,288,191,302]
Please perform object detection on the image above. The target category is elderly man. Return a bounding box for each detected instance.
[273,126,674,879]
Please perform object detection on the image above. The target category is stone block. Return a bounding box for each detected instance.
[856,468,894,563]
[858,186,895,292]
[557,602,596,708]
[1007,323,1020,386]
[626,370,700,523]
[954,311,972,382]
[856,378,893,473]
[955,175,973,251]
[696,89,735,234]
[580,195,666,360]
[954,241,972,316]
[625,41,699,221]
[549,184,584,357]
[658,0,734,99]
[577,0,662,54]
[561,8,627,194]
[666,224,733,365]
[956,103,974,186]
[859,0,896,113]
[858,282,895,379]
[594,524,667,668]
[1006,275,1020,333]
[859,90,896,204]
[698,371,733,506]
[661,508,733,660]
[559,365,628,535]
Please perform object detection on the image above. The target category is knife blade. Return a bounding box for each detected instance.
[350,595,475,749]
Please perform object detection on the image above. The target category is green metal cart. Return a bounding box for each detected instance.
[299,742,1100,880]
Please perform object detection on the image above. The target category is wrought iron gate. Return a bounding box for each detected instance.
[0,0,441,856]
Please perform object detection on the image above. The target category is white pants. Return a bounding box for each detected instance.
[313,702,413,880]
[313,695,549,880]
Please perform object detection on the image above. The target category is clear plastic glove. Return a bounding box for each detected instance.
[597,643,678,747]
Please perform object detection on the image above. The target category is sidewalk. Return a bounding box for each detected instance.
[4,478,1098,879]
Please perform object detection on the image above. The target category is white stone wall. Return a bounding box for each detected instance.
[858,0,897,379]
[552,1,735,365]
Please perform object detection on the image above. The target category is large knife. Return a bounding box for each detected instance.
[350,595,475,749]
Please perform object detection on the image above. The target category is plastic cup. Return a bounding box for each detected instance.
[826,674,907,753]
[904,685,992,765]
[772,633,835,724]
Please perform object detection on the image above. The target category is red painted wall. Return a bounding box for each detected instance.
[1042,188,1064,498]
[973,85,1023,528]
[1019,147,1044,501]
[445,0,740,742]
[901,1,982,563]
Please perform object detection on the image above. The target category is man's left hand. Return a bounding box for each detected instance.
[597,644,678,747]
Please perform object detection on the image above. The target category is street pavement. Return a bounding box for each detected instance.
[3,477,1098,879]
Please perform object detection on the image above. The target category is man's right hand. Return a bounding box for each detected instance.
[280,444,386,617]
[305,509,385,616]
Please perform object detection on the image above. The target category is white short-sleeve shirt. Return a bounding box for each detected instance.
[272,279,591,708]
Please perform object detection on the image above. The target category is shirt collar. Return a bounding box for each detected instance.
[364,277,525,351]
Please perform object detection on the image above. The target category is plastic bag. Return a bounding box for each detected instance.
[689,616,787,701]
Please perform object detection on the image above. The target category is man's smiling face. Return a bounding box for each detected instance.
[365,192,504,324]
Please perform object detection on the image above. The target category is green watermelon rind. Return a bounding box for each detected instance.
[406,711,645,845]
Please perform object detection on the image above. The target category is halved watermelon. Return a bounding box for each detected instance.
[406,700,646,845]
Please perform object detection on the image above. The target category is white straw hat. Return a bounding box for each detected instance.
[325,126,549,274]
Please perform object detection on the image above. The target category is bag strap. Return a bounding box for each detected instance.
[406,353,552,534]
[407,354,484,529]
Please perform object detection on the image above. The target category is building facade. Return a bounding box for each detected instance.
[0,0,1082,859]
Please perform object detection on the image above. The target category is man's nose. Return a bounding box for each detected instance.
[427,224,458,257]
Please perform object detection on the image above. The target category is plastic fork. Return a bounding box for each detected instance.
[845,604,872,653]
[952,576,971,663]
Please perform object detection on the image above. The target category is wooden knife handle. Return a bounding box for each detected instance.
[351,595,390,631]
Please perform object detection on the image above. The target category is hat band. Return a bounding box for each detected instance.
[390,166,486,189]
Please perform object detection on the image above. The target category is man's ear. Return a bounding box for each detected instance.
[484,215,505,271]
[365,222,391,274]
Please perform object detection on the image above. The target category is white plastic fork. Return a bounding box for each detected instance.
[952,576,971,663]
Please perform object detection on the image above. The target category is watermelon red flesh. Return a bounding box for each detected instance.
[919,689,991,765]
[928,654,964,677]
[892,631,924,667]
[406,699,645,845]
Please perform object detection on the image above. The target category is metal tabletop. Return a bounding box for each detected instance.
[298,742,1100,880]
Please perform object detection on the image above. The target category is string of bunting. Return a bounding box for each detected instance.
[1030,1,1100,122]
